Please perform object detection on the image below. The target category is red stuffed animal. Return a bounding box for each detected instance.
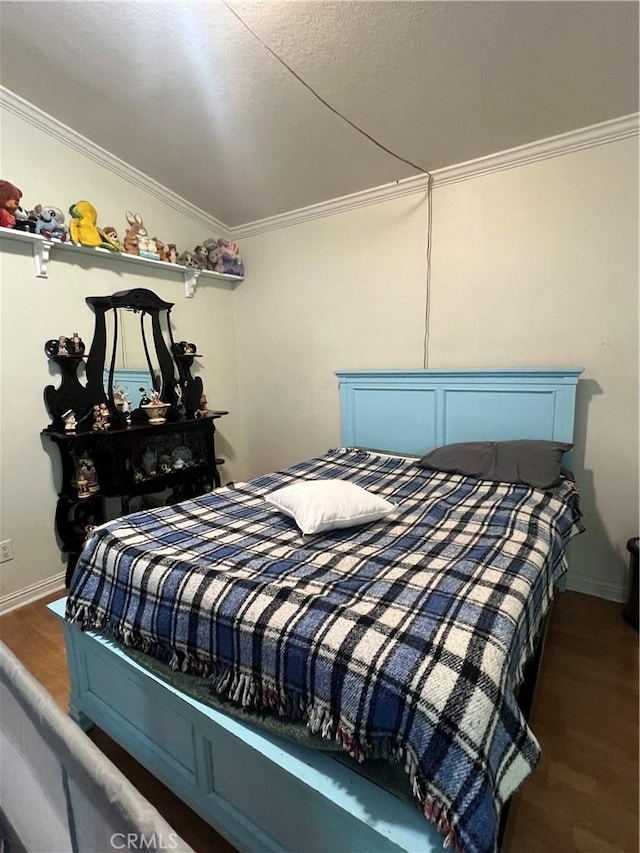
[0,180,23,229]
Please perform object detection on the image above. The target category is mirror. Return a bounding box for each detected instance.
[85,288,179,422]
[114,308,173,372]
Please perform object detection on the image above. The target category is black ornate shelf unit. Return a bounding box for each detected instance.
[42,288,228,586]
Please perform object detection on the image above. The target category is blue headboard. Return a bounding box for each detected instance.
[336,368,583,456]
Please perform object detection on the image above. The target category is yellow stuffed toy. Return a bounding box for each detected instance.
[68,201,120,251]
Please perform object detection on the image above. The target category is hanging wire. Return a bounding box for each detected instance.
[223,0,435,368]
[422,172,433,368]
[222,0,431,175]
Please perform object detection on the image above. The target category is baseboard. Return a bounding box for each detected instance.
[0,572,66,616]
[565,572,626,603]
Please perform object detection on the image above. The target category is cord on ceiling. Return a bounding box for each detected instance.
[223,0,435,367]
[222,0,431,175]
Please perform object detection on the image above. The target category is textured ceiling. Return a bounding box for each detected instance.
[1,1,638,227]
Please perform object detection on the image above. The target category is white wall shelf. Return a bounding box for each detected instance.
[0,226,243,297]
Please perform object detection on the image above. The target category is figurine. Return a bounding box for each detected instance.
[167,244,178,264]
[78,454,100,494]
[92,403,111,431]
[32,205,68,241]
[138,387,152,406]
[195,391,209,418]
[0,180,23,229]
[76,478,91,500]
[57,335,69,356]
[174,340,196,356]
[159,453,172,474]
[174,382,184,415]
[140,389,171,424]
[63,409,77,432]
[68,201,120,250]
[113,386,131,414]
[141,446,157,477]
[70,332,85,355]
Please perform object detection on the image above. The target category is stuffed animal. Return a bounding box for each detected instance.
[203,238,224,272]
[32,205,68,241]
[101,226,122,251]
[0,180,23,229]
[176,250,200,268]
[193,245,209,269]
[154,238,169,263]
[218,238,245,276]
[14,205,36,233]
[137,233,160,260]
[123,211,149,255]
[68,201,119,250]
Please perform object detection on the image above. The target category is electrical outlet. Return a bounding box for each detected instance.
[0,540,13,563]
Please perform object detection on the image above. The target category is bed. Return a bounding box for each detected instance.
[52,367,584,853]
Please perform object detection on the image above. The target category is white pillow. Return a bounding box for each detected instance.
[265,479,394,536]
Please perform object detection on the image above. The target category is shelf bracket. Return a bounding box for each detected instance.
[34,240,53,278]
[182,269,201,298]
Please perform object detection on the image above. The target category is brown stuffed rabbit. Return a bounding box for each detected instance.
[123,211,148,255]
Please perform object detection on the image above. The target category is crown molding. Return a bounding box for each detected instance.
[231,112,639,239]
[231,174,432,239]
[0,86,229,235]
[2,86,636,242]
[433,112,639,188]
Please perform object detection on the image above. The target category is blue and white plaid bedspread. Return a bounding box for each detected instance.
[66,448,583,853]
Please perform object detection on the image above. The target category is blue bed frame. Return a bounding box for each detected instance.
[51,367,583,853]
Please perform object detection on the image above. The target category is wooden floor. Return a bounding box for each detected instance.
[1,590,638,853]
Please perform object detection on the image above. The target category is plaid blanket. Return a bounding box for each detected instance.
[66,448,583,853]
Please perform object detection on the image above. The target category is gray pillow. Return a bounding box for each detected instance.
[418,440,573,489]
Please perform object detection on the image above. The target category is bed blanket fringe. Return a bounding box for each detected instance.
[65,601,463,851]
[209,662,464,852]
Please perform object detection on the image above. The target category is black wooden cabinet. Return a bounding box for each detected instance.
[43,412,227,586]
[42,287,229,587]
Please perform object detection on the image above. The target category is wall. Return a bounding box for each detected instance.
[429,142,638,601]
[1,98,637,606]
[233,191,431,473]
[234,136,639,601]
[0,106,244,604]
